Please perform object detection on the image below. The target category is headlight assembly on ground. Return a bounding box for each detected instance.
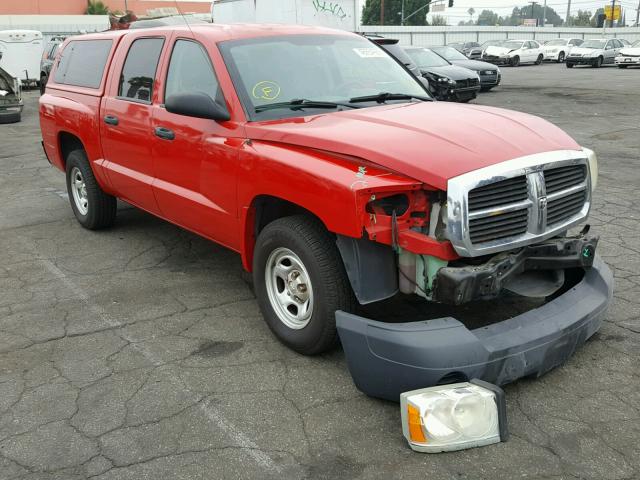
[400,380,508,453]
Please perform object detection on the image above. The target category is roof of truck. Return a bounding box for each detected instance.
[73,23,356,43]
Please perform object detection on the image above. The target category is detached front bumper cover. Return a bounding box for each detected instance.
[336,255,613,402]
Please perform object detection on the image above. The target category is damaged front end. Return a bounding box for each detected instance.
[336,150,613,401]
[0,66,23,124]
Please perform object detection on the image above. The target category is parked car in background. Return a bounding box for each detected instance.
[483,40,544,66]
[448,41,482,59]
[566,38,623,68]
[404,47,481,102]
[430,46,501,91]
[542,38,583,63]
[479,39,505,55]
[364,35,423,77]
[0,65,23,123]
[40,36,65,94]
[616,39,640,68]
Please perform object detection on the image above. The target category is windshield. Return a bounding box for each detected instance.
[632,40,640,47]
[405,48,450,68]
[431,46,467,61]
[581,40,606,49]
[481,40,504,48]
[545,39,567,46]
[219,34,427,121]
[502,41,524,50]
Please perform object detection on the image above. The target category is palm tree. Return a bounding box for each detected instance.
[86,0,109,15]
[467,7,476,22]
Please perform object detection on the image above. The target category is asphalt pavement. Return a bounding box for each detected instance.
[0,62,638,480]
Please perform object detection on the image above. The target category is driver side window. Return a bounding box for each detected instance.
[165,39,223,104]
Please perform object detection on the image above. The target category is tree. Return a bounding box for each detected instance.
[361,0,430,26]
[476,9,500,26]
[430,14,448,25]
[86,0,109,15]
[590,8,605,27]
[569,10,592,26]
[499,4,564,26]
[467,7,476,22]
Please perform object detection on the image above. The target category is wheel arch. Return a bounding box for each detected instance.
[58,131,85,169]
[240,195,330,272]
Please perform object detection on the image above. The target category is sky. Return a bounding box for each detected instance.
[356,0,640,25]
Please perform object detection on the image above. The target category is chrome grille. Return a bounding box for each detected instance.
[548,189,586,226]
[446,151,592,257]
[468,176,527,211]
[469,209,529,243]
[544,164,586,194]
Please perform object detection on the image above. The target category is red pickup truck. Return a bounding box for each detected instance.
[40,24,612,401]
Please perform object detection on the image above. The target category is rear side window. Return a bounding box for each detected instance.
[118,38,164,103]
[54,39,112,89]
[165,39,221,102]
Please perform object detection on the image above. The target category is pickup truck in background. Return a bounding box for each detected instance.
[39,25,613,401]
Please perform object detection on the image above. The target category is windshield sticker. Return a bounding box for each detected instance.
[252,81,281,101]
[353,47,386,58]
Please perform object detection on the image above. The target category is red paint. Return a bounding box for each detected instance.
[40,25,583,269]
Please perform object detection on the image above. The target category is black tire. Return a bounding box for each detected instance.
[511,56,520,67]
[0,112,21,124]
[40,75,47,95]
[557,52,565,63]
[592,56,603,68]
[566,63,574,68]
[253,215,356,355]
[535,54,543,65]
[618,65,628,69]
[480,86,493,92]
[65,149,117,230]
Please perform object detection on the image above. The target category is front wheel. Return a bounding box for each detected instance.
[592,56,603,68]
[618,65,628,69]
[40,75,47,95]
[557,52,565,63]
[253,215,356,355]
[535,54,543,65]
[566,63,574,68]
[65,149,117,229]
[511,56,520,67]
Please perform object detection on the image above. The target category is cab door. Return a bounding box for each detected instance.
[151,37,243,250]
[100,35,166,213]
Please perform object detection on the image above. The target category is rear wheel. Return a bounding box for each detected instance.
[65,149,117,229]
[592,56,603,68]
[253,215,356,355]
[535,54,543,65]
[511,56,520,67]
[618,65,628,69]
[40,75,47,95]
[566,63,574,68]
[557,52,565,63]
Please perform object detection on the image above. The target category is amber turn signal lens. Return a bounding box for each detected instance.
[407,404,427,443]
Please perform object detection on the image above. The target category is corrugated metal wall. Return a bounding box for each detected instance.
[359,26,640,46]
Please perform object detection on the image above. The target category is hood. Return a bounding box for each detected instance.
[570,47,602,56]
[619,47,640,55]
[484,45,517,56]
[421,64,479,81]
[244,102,581,190]
[449,59,498,72]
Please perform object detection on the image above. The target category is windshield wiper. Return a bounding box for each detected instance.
[348,92,432,104]
[255,99,360,113]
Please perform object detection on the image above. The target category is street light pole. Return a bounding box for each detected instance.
[401,0,406,25]
[381,0,385,25]
[610,0,616,27]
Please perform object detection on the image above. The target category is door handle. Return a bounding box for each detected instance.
[103,115,119,126]
[154,126,175,141]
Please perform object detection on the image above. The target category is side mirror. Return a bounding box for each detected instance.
[165,92,230,121]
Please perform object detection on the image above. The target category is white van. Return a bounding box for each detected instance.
[0,30,44,86]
